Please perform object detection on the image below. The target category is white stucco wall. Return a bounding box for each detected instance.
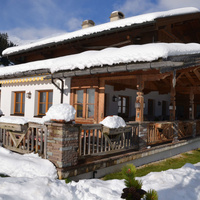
[105,85,170,120]
[1,77,71,120]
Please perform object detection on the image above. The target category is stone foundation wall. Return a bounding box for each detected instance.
[45,122,80,178]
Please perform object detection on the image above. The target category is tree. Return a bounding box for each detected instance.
[0,33,15,66]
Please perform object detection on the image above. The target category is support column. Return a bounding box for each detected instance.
[98,79,105,123]
[135,77,144,122]
[170,71,176,121]
[170,87,176,121]
[189,90,194,120]
[135,92,144,122]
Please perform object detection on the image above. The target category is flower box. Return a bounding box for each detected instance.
[102,126,132,135]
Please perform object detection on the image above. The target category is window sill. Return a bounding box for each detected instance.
[33,115,44,118]
[11,114,24,116]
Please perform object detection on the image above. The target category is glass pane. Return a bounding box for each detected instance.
[118,106,121,113]
[48,103,52,110]
[39,104,46,114]
[22,93,25,103]
[40,92,46,102]
[87,89,95,104]
[75,104,83,117]
[76,90,83,104]
[48,92,53,103]
[123,97,126,106]
[15,103,20,113]
[123,107,126,114]
[16,93,21,102]
[87,105,94,118]
[22,103,25,113]
[118,97,121,106]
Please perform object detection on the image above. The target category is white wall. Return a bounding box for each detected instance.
[105,85,170,119]
[1,77,71,120]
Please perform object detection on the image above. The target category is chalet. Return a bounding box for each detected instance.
[1,7,200,179]
[2,7,200,125]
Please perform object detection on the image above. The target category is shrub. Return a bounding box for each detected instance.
[121,164,158,200]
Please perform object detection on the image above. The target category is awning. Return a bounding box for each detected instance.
[0,76,44,84]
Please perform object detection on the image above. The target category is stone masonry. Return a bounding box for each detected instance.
[45,122,81,179]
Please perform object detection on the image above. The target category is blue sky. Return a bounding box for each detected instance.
[0,0,200,44]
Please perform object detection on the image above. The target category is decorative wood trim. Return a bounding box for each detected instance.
[98,79,105,123]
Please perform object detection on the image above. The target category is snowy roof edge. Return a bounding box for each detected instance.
[1,43,200,79]
[3,7,199,56]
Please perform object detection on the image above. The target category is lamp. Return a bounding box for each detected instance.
[189,105,192,112]
[169,103,176,110]
[26,91,31,99]
[112,95,118,102]
[135,102,140,108]
[169,103,173,110]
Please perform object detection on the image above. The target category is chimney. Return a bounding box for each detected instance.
[81,20,95,29]
[109,11,125,22]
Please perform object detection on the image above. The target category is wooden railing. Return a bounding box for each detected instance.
[79,123,139,156]
[147,120,198,145]
[0,122,47,158]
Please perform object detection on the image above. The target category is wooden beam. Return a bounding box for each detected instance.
[98,79,105,123]
[193,68,200,81]
[184,72,196,86]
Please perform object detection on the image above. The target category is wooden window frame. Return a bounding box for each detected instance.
[37,90,53,116]
[118,95,129,118]
[14,91,25,116]
[73,88,96,120]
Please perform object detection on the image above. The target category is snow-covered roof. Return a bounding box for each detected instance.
[1,43,200,78]
[3,7,199,56]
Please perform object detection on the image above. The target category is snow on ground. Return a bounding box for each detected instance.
[0,146,200,199]
[0,147,57,179]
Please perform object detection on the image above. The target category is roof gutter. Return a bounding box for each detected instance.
[48,60,184,79]
[51,77,64,103]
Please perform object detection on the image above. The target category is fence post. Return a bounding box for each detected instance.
[139,122,148,149]
[45,122,81,179]
[172,122,178,142]
[192,121,196,138]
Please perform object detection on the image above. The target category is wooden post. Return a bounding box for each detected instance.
[189,90,194,120]
[135,77,144,122]
[170,71,176,121]
[98,79,105,123]
[170,87,176,121]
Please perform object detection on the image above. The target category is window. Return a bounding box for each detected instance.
[74,89,95,119]
[38,90,53,116]
[14,92,25,115]
[118,96,129,118]
[148,99,155,118]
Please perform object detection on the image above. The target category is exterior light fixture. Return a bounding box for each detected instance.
[112,95,118,102]
[26,91,31,99]
[169,103,176,110]
[135,102,140,108]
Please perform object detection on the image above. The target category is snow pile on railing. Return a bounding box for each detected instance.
[42,103,76,123]
[100,115,126,128]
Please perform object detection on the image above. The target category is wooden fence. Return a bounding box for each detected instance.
[0,122,47,158]
[0,120,199,159]
[147,120,199,145]
[79,123,139,156]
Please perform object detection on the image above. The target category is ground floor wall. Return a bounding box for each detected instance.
[105,85,170,121]
[1,77,71,120]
